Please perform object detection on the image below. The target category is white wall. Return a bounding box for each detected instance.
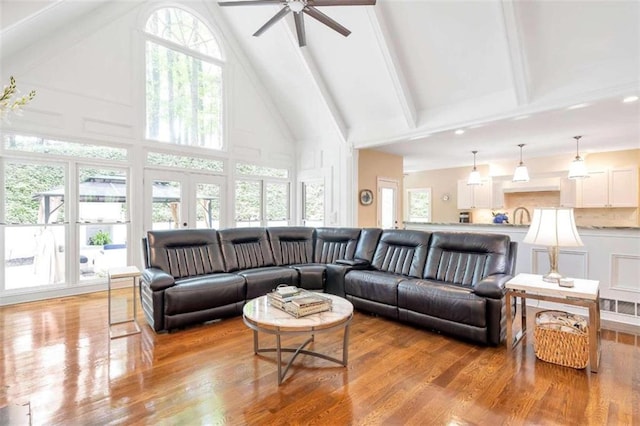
[1,1,295,160]
[0,0,300,303]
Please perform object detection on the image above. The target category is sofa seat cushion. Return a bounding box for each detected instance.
[398,279,486,328]
[345,270,405,306]
[290,264,326,290]
[238,266,298,299]
[165,274,246,315]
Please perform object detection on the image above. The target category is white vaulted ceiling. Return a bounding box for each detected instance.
[216,0,639,171]
[2,0,639,171]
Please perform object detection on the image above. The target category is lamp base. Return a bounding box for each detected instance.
[542,272,575,287]
[542,271,563,283]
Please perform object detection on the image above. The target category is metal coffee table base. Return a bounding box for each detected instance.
[244,317,351,385]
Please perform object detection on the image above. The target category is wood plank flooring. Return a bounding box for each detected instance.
[1,290,639,425]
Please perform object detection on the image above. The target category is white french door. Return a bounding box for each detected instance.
[377,178,399,229]
[144,169,225,231]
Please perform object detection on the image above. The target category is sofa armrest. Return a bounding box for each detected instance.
[142,267,175,291]
[472,274,512,299]
[335,258,370,269]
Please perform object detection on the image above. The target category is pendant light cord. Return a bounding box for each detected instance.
[574,136,582,159]
[518,143,525,166]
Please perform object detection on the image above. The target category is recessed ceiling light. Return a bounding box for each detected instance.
[623,95,639,103]
[567,103,589,110]
[455,129,465,135]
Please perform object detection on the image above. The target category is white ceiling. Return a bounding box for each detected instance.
[216,0,640,171]
[2,0,639,172]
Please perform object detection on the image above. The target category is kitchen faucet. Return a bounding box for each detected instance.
[513,207,531,225]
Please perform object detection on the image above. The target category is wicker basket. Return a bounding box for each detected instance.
[533,310,589,369]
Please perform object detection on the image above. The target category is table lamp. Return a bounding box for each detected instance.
[523,208,583,286]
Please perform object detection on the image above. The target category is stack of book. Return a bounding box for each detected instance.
[267,286,332,318]
[267,285,303,310]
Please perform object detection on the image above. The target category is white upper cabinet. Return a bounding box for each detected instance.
[579,167,638,208]
[560,177,578,207]
[492,180,505,209]
[457,178,492,209]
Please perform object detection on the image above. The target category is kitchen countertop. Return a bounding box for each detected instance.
[403,222,640,231]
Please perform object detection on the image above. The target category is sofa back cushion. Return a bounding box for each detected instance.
[146,229,225,278]
[355,228,383,262]
[268,227,315,266]
[314,227,361,263]
[371,230,431,277]
[424,232,511,287]
[219,227,274,272]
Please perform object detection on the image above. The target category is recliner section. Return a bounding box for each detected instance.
[142,229,246,332]
[140,227,516,345]
[345,229,430,319]
[396,232,516,345]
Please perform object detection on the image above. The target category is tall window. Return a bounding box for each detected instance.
[145,8,223,149]
[406,188,432,223]
[302,181,324,226]
[234,163,290,227]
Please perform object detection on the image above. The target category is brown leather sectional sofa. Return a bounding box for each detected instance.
[140,226,517,345]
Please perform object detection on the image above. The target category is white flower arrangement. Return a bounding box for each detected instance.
[0,76,36,120]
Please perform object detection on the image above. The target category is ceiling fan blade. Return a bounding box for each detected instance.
[294,12,306,47]
[253,6,291,37]
[309,0,376,5]
[219,0,282,6]
[303,6,351,37]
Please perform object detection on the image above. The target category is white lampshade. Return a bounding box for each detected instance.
[512,164,530,182]
[512,143,530,182]
[467,150,482,185]
[524,208,583,247]
[467,169,481,185]
[568,157,588,179]
[568,136,589,179]
[524,208,583,284]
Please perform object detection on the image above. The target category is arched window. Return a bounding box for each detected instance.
[144,8,223,149]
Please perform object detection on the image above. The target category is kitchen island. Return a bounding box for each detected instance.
[405,221,640,328]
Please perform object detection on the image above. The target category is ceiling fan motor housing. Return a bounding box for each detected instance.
[288,0,306,13]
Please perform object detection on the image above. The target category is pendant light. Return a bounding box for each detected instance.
[512,143,530,182]
[467,150,482,185]
[568,136,589,179]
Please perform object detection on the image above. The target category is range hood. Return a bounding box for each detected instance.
[502,177,561,193]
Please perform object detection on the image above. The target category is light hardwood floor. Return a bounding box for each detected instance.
[1,290,638,425]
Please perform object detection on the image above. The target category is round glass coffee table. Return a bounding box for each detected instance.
[243,293,353,385]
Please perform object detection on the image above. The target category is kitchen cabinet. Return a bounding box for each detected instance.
[559,177,578,207]
[492,180,505,209]
[457,178,492,209]
[579,167,638,208]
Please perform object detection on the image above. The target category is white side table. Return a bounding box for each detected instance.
[505,273,601,373]
[108,266,142,339]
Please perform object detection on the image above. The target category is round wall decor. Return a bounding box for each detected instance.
[359,189,374,205]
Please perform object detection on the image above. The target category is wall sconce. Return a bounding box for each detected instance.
[467,150,482,185]
[512,143,530,182]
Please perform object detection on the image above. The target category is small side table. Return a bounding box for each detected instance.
[108,266,141,339]
[505,273,601,373]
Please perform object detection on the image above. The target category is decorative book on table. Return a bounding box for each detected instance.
[267,287,332,318]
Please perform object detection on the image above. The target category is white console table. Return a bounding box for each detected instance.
[505,273,601,373]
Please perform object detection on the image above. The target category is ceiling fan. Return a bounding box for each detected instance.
[218,0,377,47]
